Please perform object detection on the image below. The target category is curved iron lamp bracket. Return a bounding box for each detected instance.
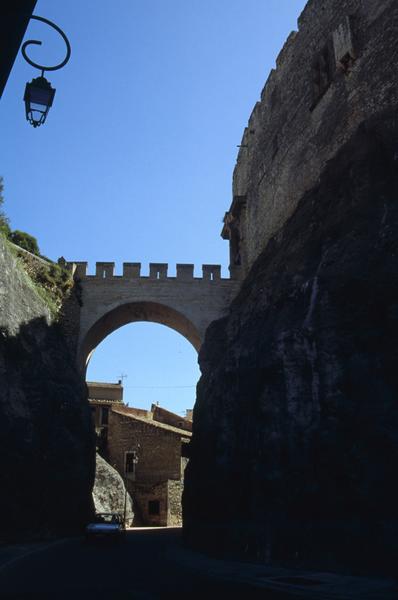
[21,15,71,75]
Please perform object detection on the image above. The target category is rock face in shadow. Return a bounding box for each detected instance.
[183,111,398,575]
[0,238,95,540]
[92,453,134,525]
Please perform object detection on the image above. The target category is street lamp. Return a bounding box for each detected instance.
[21,15,71,128]
[23,75,55,127]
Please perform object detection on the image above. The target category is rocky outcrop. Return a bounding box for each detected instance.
[92,453,134,525]
[0,237,95,539]
[183,111,398,575]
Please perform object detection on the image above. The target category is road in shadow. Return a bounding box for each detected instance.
[0,528,319,599]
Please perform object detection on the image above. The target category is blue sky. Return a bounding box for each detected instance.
[1,0,306,414]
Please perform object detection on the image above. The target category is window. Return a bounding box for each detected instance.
[125,451,137,474]
[148,500,160,515]
[100,407,109,426]
[333,16,355,73]
[230,223,241,266]
[310,43,334,110]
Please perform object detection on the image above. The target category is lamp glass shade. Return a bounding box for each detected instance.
[24,76,56,128]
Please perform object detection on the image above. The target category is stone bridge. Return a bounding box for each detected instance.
[67,261,241,372]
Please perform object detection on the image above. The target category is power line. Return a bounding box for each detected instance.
[124,385,196,390]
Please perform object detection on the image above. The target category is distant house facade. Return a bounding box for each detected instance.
[87,382,192,527]
[88,381,124,454]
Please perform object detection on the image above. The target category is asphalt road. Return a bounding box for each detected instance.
[0,528,396,600]
[0,528,296,600]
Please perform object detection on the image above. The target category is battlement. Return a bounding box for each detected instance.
[65,261,240,282]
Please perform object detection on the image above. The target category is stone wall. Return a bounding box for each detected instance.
[184,110,398,574]
[131,481,169,526]
[108,410,183,483]
[0,235,95,539]
[88,381,123,402]
[167,479,184,527]
[223,0,398,274]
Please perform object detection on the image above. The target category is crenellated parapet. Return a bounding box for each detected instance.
[65,261,240,282]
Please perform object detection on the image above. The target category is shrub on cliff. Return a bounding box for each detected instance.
[0,178,40,254]
[9,230,40,256]
[35,262,73,296]
[0,177,73,316]
[22,261,74,316]
[0,177,10,237]
[0,220,10,237]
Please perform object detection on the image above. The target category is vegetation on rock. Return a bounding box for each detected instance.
[0,177,73,316]
[0,177,10,237]
[0,176,41,255]
[9,229,40,255]
[17,251,73,316]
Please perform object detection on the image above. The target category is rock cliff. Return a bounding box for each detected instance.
[92,453,134,525]
[183,110,398,574]
[0,237,95,539]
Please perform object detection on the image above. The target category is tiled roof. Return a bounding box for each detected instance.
[111,406,192,438]
[151,404,192,432]
[89,398,123,405]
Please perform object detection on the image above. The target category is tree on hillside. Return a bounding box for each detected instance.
[0,178,41,256]
[0,177,11,237]
[9,230,40,255]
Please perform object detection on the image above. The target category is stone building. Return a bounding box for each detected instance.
[107,405,191,527]
[88,381,123,454]
[87,382,192,526]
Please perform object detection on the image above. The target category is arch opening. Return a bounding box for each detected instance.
[84,304,198,529]
[79,300,201,374]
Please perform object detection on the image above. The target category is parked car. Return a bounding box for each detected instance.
[85,512,126,542]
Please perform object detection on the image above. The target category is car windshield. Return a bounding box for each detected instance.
[95,513,122,524]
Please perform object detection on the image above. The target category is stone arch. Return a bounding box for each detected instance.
[78,301,201,373]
